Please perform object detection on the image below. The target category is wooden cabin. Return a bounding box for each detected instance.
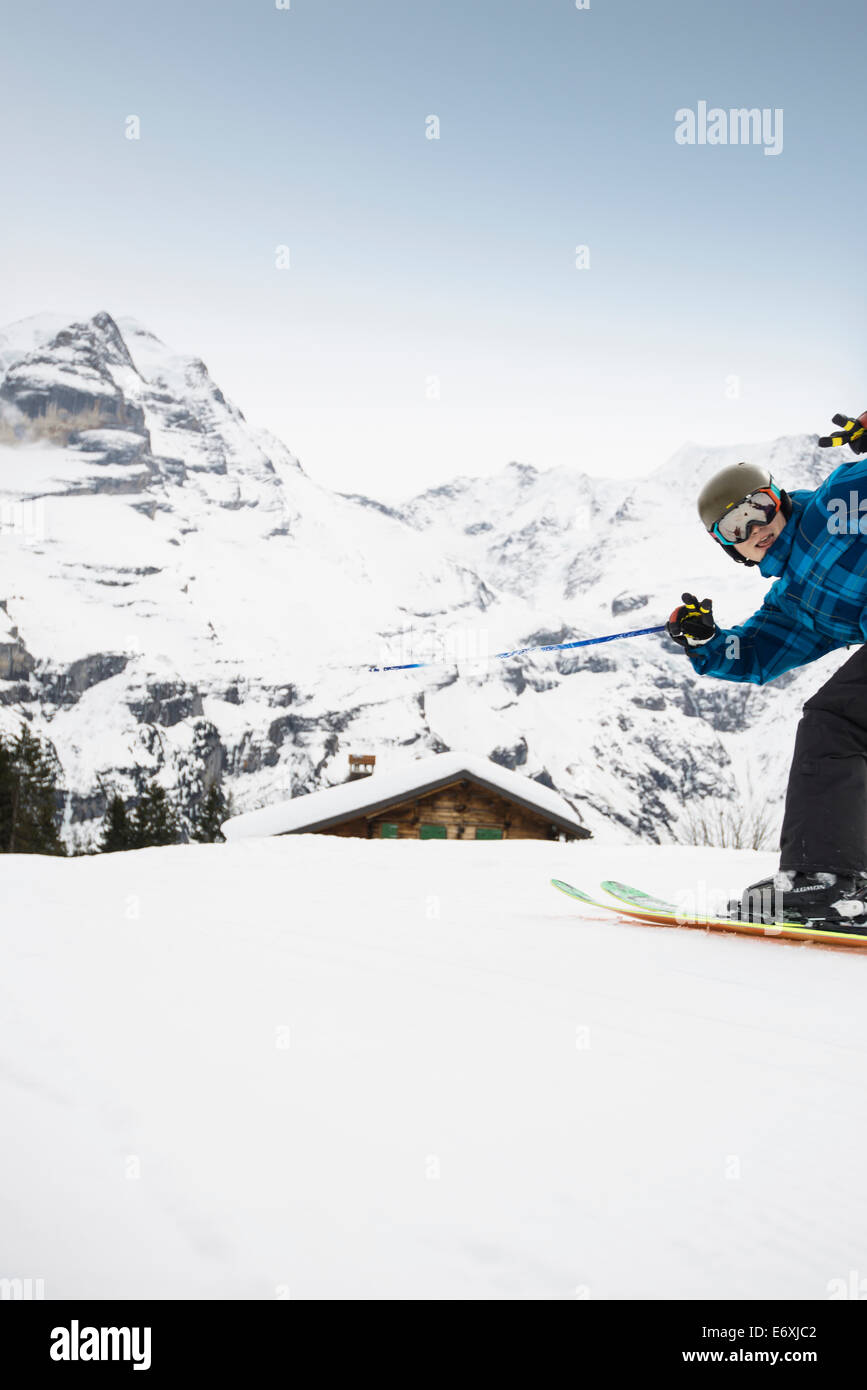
[222,751,591,844]
[329,773,575,840]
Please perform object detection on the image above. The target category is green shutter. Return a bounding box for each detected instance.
[419,823,447,840]
[380,822,398,838]
[475,826,503,840]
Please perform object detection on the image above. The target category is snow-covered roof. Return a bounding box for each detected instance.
[222,751,589,840]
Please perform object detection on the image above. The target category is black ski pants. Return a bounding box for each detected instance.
[780,643,867,873]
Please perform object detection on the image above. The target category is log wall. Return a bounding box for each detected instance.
[300,778,573,841]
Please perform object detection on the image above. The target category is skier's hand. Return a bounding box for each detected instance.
[818,410,867,454]
[667,593,716,648]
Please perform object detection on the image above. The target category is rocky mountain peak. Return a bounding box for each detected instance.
[0,310,146,440]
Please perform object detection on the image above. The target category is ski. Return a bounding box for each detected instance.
[550,878,867,949]
[601,878,867,945]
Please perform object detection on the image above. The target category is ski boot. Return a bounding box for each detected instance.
[728,870,867,933]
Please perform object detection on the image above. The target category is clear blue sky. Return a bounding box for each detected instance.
[1,0,865,499]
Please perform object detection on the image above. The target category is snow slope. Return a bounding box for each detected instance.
[3,837,866,1300]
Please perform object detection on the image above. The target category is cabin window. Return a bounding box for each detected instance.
[419,823,447,840]
[475,826,503,840]
[380,822,398,838]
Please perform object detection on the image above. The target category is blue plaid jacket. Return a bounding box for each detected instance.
[686,456,867,685]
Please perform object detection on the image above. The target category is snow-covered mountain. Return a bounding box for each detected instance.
[0,310,852,848]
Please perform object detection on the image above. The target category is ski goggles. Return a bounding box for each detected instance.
[711,485,781,545]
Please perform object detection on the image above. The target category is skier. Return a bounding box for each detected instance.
[666,410,867,930]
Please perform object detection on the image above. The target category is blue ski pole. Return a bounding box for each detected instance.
[366,623,666,673]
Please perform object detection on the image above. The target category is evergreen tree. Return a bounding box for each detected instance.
[0,736,15,851]
[130,782,180,849]
[99,793,135,853]
[0,725,66,855]
[192,782,228,843]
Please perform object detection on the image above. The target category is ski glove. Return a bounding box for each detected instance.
[818,411,867,454]
[667,593,716,648]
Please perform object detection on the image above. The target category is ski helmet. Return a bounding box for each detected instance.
[698,461,791,567]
